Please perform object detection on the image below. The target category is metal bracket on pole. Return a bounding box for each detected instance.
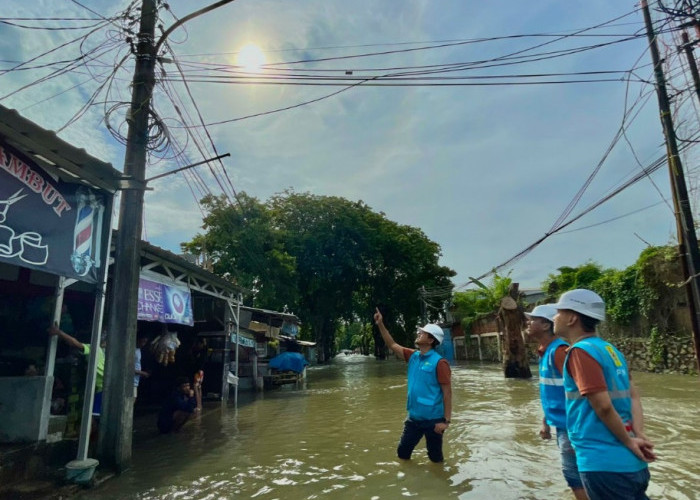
[145,153,231,183]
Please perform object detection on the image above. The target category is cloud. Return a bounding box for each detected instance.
[1,1,688,291]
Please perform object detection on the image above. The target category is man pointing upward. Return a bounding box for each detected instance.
[374,307,452,463]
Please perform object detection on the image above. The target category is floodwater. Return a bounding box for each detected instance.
[83,355,699,500]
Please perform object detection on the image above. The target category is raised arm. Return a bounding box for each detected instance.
[48,324,84,350]
[373,307,405,358]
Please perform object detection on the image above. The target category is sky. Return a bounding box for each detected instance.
[1,1,696,299]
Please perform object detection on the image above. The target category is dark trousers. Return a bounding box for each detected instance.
[580,469,650,500]
[397,418,444,463]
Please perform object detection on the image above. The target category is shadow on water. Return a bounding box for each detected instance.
[81,355,699,500]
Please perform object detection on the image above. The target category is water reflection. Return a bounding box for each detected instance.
[83,356,699,500]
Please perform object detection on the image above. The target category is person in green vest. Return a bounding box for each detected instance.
[48,324,105,416]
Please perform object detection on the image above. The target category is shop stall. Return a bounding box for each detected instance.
[0,105,124,445]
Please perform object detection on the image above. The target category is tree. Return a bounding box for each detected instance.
[543,262,604,301]
[181,193,298,310]
[182,190,455,363]
[451,272,512,333]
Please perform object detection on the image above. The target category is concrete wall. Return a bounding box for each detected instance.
[0,375,52,442]
[454,332,504,362]
[455,332,698,376]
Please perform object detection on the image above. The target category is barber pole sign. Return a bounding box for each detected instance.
[0,140,110,283]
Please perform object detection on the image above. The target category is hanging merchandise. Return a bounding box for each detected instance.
[150,330,181,366]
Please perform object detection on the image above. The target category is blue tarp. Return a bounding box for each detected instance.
[269,351,309,373]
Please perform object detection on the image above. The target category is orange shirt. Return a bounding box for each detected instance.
[537,342,567,374]
[401,347,451,384]
[553,344,568,374]
[565,347,607,395]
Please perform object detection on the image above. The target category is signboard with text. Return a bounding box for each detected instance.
[0,141,110,283]
[137,275,194,326]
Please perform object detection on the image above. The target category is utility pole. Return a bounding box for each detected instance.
[680,31,700,104]
[96,0,238,469]
[98,0,157,470]
[642,0,700,375]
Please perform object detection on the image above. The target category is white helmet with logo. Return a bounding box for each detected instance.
[552,289,606,321]
[524,304,557,323]
[419,323,444,345]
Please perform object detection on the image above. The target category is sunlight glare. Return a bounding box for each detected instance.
[236,43,266,72]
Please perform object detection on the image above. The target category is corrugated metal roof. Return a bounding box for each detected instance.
[239,304,300,324]
[0,105,128,193]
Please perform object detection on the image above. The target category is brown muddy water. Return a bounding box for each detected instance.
[82,355,699,499]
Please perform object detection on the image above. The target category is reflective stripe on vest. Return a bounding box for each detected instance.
[540,377,564,386]
[565,388,631,400]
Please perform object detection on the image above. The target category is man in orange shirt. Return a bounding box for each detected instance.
[553,289,655,500]
[374,307,452,463]
[526,304,586,499]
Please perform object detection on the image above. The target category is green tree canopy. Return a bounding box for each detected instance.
[182,191,455,362]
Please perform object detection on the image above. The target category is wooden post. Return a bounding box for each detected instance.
[498,284,532,378]
[45,276,67,378]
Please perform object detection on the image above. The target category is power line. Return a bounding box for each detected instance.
[555,201,667,234]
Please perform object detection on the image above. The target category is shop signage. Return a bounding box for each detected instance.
[137,274,194,326]
[231,333,255,348]
[0,141,110,283]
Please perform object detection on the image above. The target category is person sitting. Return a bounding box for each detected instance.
[157,376,197,434]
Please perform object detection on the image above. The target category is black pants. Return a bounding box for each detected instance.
[397,418,444,463]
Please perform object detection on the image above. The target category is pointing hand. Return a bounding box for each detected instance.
[373,307,383,325]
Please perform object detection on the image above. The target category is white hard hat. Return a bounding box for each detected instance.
[552,289,605,321]
[419,323,444,344]
[524,304,557,322]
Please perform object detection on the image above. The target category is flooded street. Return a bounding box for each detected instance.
[84,355,699,499]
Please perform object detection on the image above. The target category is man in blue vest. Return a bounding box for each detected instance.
[553,289,656,500]
[526,304,586,499]
[374,307,452,463]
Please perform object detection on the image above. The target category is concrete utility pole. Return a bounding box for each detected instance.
[680,31,700,104]
[641,0,700,375]
[98,0,157,470]
[98,0,238,469]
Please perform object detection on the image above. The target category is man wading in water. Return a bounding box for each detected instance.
[554,289,656,500]
[374,307,452,463]
[526,304,587,499]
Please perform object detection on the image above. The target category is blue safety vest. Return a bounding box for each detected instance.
[539,337,567,429]
[407,349,444,421]
[563,336,647,472]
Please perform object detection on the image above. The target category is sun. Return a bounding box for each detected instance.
[236,43,266,72]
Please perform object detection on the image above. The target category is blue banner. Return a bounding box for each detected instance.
[231,334,256,348]
[137,275,194,326]
[0,141,109,283]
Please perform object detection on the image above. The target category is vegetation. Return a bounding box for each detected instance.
[182,191,455,362]
[541,245,688,340]
[450,272,512,333]
[336,322,374,355]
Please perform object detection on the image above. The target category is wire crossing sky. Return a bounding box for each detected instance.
[1,0,697,294]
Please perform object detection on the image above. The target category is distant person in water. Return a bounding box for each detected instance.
[373,307,451,463]
[157,377,197,434]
